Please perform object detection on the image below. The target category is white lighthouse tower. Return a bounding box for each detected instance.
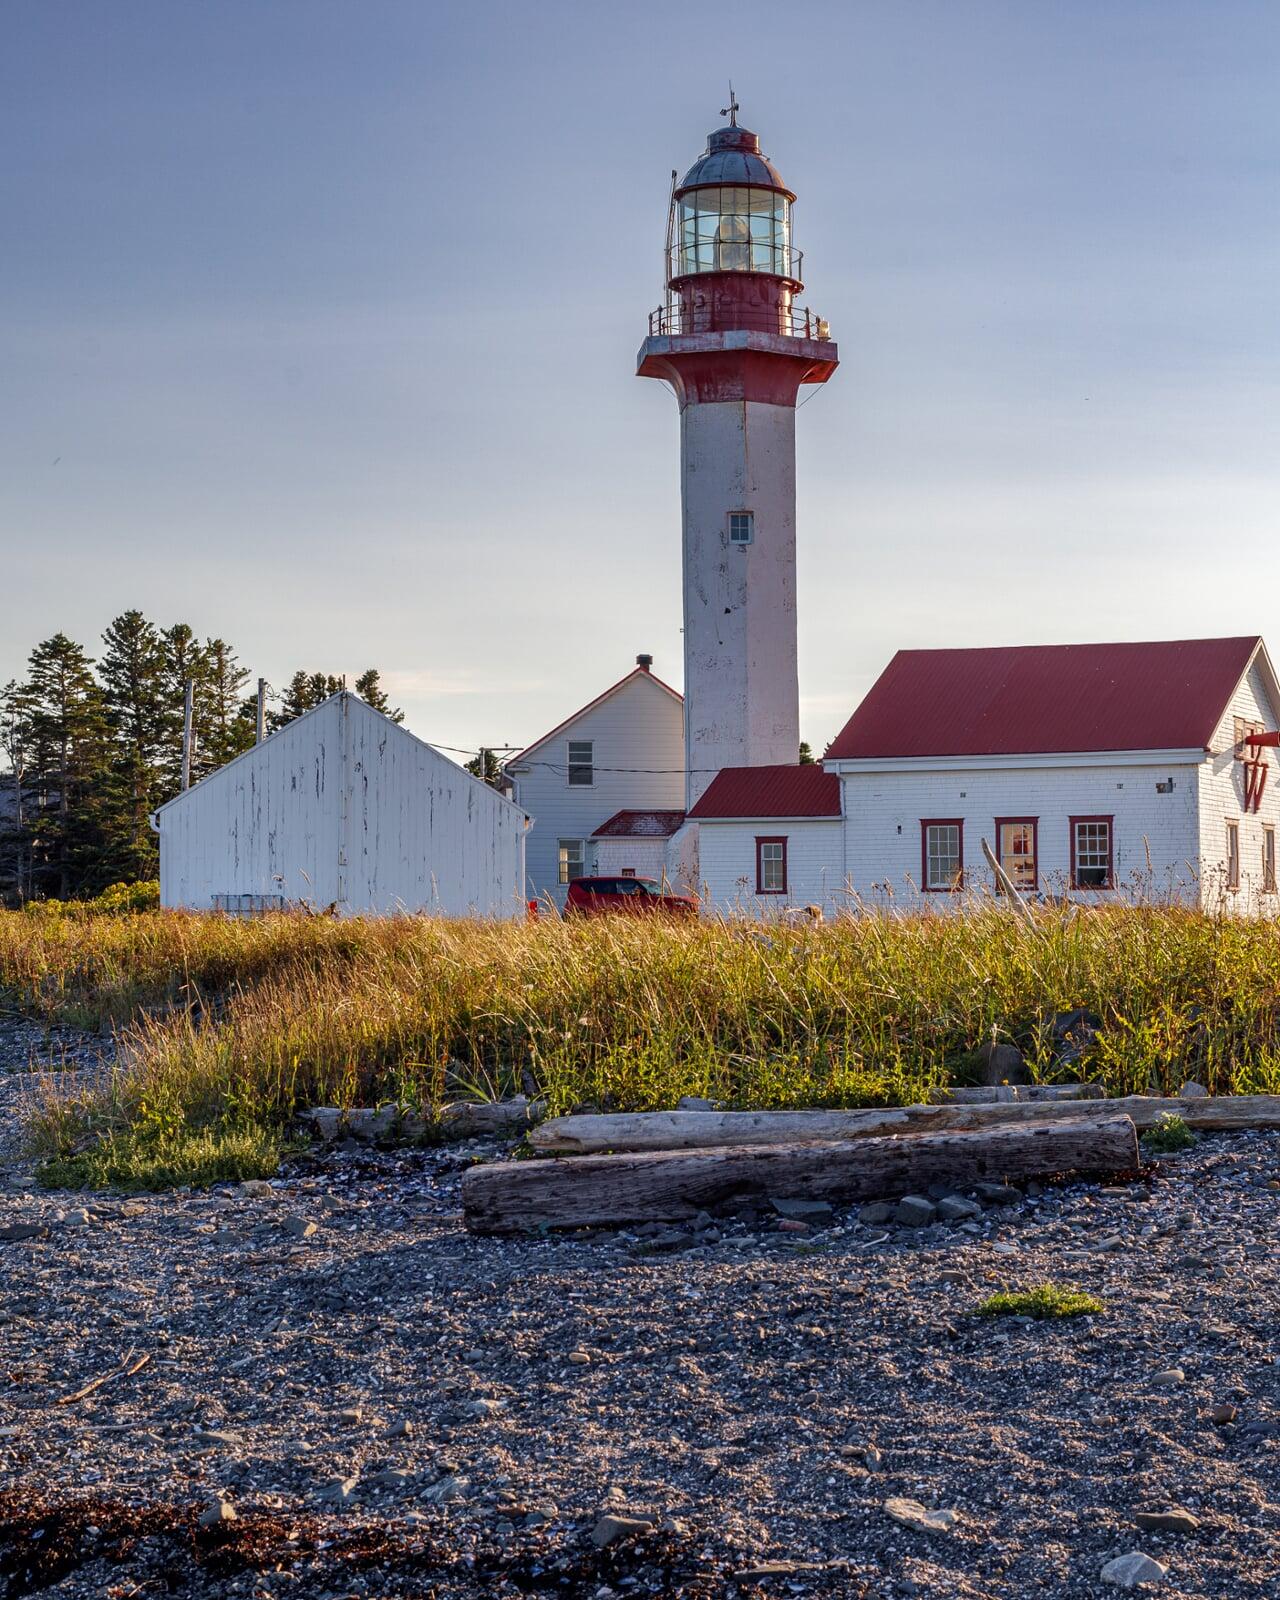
[639,99,839,808]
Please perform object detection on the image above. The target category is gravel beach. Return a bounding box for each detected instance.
[1,1021,1277,1599]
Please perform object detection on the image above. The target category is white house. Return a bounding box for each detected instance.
[503,656,684,909]
[693,637,1280,914]
[152,691,529,918]
[690,763,844,914]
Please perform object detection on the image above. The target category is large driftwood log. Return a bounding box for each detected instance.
[463,1115,1140,1234]
[929,1084,1103,1104]
[528,1094,1280,1156]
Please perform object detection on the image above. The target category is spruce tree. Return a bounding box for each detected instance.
[354,669,403,723]
[99,611,169,880]
[20,634,112,898]
[196,638,254,775]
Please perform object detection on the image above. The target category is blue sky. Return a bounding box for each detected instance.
[3,1,1277,756]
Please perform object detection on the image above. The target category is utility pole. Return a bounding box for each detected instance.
[256,678,267,744]
[181,678,194,791]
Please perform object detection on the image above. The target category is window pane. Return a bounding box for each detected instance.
[998,822,1036,892]
[925,824,961,889]
[567,740,593,786]
[558,841,584,884]
[1074,822,1110,888]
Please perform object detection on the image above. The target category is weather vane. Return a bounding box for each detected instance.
[720,82,739,127]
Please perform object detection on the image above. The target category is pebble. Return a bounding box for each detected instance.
[239,1180,275,1198]
[319,1476,359,1504]
[937,1195,982,1221]
[592,1512,654,1547]
[385,1418,414,1438]
[1210,1402,1238,1425]
[858,1202,893,1225]
[1134,1508,1200,1534]
[566,1350,591,1366]
[199,1497,237,1527]
[1100,1551,1168,1588]
[283,1215,317,1240]
[883,1497,958,1534]
[1152,1368,1186,1386]
[1178,1081,1209,1098]
[893,1195,936,1227]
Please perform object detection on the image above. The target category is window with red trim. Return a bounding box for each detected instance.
[921,820,963,891]
[755,836,787,894]
[995,817,1038,894]
[1070,816,1113,890]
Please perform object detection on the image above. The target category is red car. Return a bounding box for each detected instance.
[564,876,697,918]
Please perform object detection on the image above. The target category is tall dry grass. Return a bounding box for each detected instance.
[4,903,1280,1185]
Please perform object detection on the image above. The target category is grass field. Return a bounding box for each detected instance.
[4,902,1280,1188]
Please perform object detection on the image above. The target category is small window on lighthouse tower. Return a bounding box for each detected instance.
[728,511,754,546]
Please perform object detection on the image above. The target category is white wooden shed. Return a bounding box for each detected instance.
[152,692,529,918]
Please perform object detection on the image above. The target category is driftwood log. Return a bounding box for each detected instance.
[301,1097,542,1144]
[929,1084,1103,1104]
[528,1094,1280,1156]
[462,1114,1140,1234]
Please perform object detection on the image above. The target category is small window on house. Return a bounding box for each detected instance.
[1226,821,1240,889]
[922,821,963,891]
[996,819,1037,894]
[756,836,787,894]
[1071,817,1113,889]
[212,893,286,918]
[621,867,636,877]
[558,840,585,884]
[728,511,754,546]
[1263,826,1276,893]
[567,740,593,787]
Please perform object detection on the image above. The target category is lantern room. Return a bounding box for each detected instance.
[652,112,830,343]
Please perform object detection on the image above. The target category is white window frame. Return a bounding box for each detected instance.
[728,510,754,547]
[566,740,594,787]
[558,840,585,885]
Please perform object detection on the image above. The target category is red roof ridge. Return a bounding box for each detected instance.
[825,636,1267,763]
[592,809,687,838]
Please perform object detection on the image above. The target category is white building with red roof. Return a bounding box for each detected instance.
[686,636,1280,914]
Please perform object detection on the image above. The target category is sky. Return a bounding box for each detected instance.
[3,1,1278,761]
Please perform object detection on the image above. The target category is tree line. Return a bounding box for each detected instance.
[0,612,400,903]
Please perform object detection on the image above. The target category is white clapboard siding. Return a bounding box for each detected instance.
[507,668,684,908]
[155,694,527,918]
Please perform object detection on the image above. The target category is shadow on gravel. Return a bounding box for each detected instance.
[0,1489,772,1599]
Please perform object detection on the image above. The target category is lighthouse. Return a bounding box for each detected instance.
[638,98,839,808]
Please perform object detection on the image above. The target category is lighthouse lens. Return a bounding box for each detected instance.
[677,187,792,279]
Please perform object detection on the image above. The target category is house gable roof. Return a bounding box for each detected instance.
[688,764,842,820]
[506,666,682,769]
[825,637,1267,762]
[591,809,686,838]
[153,692,526,820]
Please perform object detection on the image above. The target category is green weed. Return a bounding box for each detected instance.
[975,1284,1105,1320]
[1142,1112,1197,1153]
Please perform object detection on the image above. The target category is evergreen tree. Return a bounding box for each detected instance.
[196,638,254,775]
[0,681,31,902]
[354,669,403,723]
[98,611,170,881]
[799,741,815,764]
[20,634,112,897]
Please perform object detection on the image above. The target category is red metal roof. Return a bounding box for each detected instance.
[592,810,686,838]
[825,637,1263,762]
[506,666,682,768]
[688,764,842,820]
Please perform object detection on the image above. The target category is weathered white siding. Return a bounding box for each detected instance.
[591,837,668,880]
[1198,659,1280,911]
[698,818,845,915]
[156,694,527,918]
[681,400,799,806]
[507,669,684,910]
[834,760,1204,908]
